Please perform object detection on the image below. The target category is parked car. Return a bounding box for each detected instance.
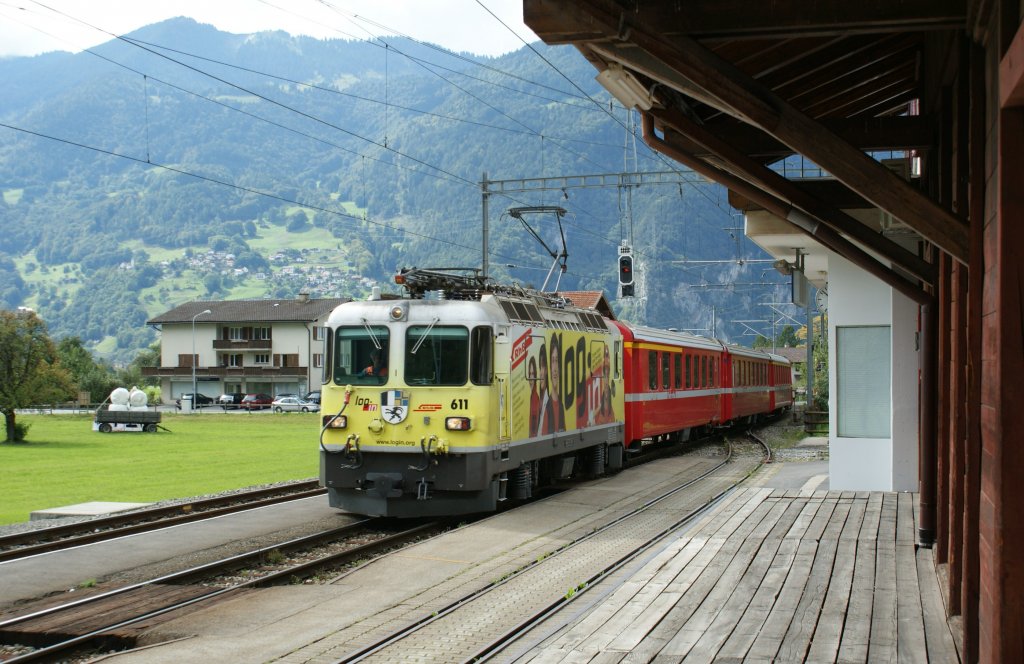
[272,397,320,413]
[274,393,300,400]
[241,393,274,410]
[217,392,245,409]
[175,393,215,409]
[303,391,321,405]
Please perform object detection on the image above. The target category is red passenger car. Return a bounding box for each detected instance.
[612,323,725,450]
[769,354,794,412]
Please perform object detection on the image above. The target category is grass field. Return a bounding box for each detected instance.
[0,412,322,525]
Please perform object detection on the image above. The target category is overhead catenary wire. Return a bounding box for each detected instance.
[10,1,731,286]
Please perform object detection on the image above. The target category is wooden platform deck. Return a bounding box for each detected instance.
[514,488,961,663]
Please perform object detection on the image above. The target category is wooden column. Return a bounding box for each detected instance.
[936,253,952,564]
[962,39,985,664]
[948,261,967,615]
[980,17,1024,661]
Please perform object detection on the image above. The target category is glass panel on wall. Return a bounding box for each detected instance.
[837,325,891,438]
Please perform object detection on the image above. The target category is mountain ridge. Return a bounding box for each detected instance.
[0,18,777,362]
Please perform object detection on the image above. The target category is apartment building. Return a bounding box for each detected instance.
[144,294,347,403]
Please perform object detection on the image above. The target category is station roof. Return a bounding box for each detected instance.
[524,0,972,302]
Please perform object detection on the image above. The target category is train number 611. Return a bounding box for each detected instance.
[450,398,469,409]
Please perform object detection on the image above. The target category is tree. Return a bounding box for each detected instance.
[752,334,771,349]
[776,325,799,348]
[0,310,73,442]
[117,342,161,388]
[56,336,117,403]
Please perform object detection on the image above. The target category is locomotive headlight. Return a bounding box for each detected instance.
[323,414,347,429]
[445,416,471,431]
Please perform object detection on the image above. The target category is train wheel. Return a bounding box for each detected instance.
[99,423,112,433]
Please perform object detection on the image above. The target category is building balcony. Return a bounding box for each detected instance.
[212,339,272,350]
[142,365,308,378]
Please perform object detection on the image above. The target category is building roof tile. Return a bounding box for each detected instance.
[147,296,349,325]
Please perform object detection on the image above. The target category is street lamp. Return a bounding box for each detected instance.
[191,309,212,413]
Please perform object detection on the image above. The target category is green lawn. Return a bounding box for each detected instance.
[0,412,322,525]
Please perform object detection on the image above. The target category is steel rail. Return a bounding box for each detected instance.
[0,480,323,561]
[1,518,443,663]
[334,440,749,663]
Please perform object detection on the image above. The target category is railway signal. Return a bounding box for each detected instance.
[618,246,634,297]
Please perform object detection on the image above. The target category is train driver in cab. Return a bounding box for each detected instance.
[360,348,388,378]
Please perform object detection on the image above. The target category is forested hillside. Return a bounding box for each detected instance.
[0,18,783,362]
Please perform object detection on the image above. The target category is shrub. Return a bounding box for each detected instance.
[12,421,31,442]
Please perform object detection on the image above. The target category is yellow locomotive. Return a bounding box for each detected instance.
[319,268,626,517]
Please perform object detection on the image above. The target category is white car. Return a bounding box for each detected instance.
[271,397,320,413]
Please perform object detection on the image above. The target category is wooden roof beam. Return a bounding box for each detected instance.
[525,0,966,41]
[698,116,934,158]
[653,107,935,283]
[640,113,932,305]
[791,56,917,111]
[573,15,968,261]
[768,34,921,96]
[804,66,918,117]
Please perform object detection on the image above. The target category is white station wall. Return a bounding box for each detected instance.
[828,254,919,491]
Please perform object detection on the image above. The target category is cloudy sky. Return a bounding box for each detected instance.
[0,0,538,58]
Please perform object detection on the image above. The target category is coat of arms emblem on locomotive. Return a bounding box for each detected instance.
[380,390,409,424]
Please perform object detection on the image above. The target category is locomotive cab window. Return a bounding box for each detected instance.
[322,327,333,384]
[405,325,469,386]
[334,326,389,385]
[470,326,493,385]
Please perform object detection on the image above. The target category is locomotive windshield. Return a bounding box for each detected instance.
[405,325,469,386]
[333,326,390,385]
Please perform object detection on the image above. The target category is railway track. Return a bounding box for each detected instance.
[0,429,777,662]
[0,480,325,562]
[0,517,448,663]
[322,438,769,663]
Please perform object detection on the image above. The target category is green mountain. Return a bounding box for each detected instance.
[0,18,781,362]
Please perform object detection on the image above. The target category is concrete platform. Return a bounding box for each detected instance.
[30,502,153,521]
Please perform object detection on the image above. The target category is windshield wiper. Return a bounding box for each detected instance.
[361,318,381,349]
[411,317,440,355]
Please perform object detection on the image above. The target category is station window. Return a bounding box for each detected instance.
[254,353,270,365]
[648,351,658,390]
[674,354,682,389]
